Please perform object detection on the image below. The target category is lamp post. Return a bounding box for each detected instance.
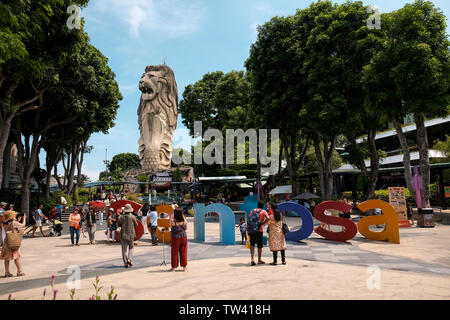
[103,148,110,181]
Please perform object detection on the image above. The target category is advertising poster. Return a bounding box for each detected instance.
[388,187,411,228]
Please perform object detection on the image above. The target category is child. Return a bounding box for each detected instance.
[106,208,117,242]
[238,218,247,245]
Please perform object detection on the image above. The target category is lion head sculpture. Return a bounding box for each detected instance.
[138,65,178,172]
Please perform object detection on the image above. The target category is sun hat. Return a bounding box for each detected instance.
[2,210,16,223]
[0,202,7,207]
[124,204,134,213]
[109,208,114,212]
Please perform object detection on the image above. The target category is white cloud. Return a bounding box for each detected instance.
[91,0,206,37]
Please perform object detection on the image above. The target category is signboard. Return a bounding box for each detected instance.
[388,187,410,228]
[152,171,172,182]
[445,186,450,198]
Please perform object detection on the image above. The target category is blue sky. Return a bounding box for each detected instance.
[64,0,450,181]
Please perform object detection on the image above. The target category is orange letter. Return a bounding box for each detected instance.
[357,200,400,244]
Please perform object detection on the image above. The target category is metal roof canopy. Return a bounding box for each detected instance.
[269,185,292,195]
[299,162,450,178]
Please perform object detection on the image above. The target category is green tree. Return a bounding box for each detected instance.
[13,36,121,214]
[363,0,450,207]
[0,0,89,189]
[108,153,141,172]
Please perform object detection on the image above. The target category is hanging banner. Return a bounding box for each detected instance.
[388,187,410,228]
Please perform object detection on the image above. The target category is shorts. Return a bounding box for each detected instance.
[35,220,42,227]
[249,232,263,249]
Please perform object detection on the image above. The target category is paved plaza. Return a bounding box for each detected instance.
[1,217,449,300]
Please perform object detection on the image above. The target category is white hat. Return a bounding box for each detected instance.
[124,204,133,213]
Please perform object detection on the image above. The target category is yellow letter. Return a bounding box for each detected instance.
[357,200,400,244]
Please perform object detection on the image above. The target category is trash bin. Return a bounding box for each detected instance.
[417,208,435,228]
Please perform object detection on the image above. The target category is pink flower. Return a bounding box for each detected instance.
[51,275,55,287]
[52,290,58,300]
[43,288,47,298]
[8,294,13,300]
[113,294,118,300]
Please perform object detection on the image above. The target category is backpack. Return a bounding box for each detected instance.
[247,209,262,233]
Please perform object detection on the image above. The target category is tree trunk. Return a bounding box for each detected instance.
[0,116,13,190]
[314,134,326,199]
[53,164,63,190]
[74,141,86,197]
[43,148,61,199]
[414,113,431,208]
[283,139,296,194]
[20,177,31,217]
[16,130,41,215]
[67,143,81,194]
[366,128,379,200]
[314,133,336,200]
[393,118,416,202]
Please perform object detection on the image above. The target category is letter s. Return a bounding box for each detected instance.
[313,201,357,242]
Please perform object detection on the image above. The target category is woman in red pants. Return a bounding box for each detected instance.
[170,208,188,272]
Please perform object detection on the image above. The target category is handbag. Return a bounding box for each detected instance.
[75,223,80,230]
[6,228,24,251]
[282,222,290,235]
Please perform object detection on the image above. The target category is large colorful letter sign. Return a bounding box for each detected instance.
[314,201,357,242]
[357,200,400,244]
[278,201,314,242]
[194,203,236,245]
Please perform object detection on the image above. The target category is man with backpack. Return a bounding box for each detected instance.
[247,201,270,266]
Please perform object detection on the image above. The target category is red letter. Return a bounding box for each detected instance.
[314,201,357,242]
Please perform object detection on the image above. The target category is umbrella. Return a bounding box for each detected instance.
[89,201,105,209]
[293,192,320,200]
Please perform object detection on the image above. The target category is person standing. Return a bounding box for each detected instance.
[86,208,98,245]
[247,201,269,266]
[117,204,138,268]
[56,203,63,221]
[170,208,188,272]
[238,218,247,245]
[106,208,117,242]
[31,204,46,237]
[267,209,287,265]
[407,200,415,226]
[140,203,150,234]
[0,202,6,246]
[148,205,158,245]
[69,209,82,246]
[1,210,26,277]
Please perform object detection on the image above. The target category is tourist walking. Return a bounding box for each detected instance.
[86,208,98,245]
[106,208,117,242]
[148,205,158,245]
[1,210,26,277]
[31,204,46,237]
[267,209,287,265]
[117,204,138,268]
[247,201,269,266]
[69,209,82,246]
[170,208,188,272]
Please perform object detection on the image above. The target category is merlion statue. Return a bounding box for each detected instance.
[138,65,178,172]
